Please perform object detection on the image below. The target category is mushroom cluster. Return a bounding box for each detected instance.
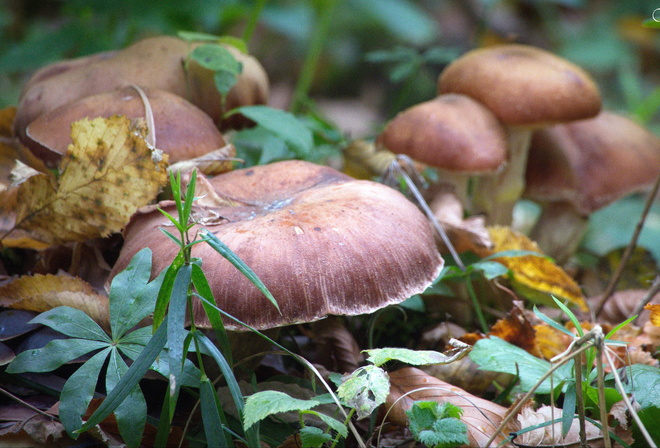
[109,160,444,330]
[13,35,269,166]
[377,43,659,261]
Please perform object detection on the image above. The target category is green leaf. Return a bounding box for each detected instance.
[30,307,110,342]
[243,390,322,431]
[59,348,111,435]
[482,250,550,261]
[166,264,192,418]
[106,349,146,448]
[78,316,169,434]
[188,43,241,73]
[624,364,660,410]
[470,260,509,280]
[177,31,248,53]
[469,337,573,394]
[214,70,240,97]
[562,381,576,436]
[299,426,332,448]
[153,252,184,331]
[533,305,575,338]
[229,106,313,156]
[301,411,348,438]
[336,365,389,419]
[642,19,660,29]
[200,377,230,448]
[109,248,164,339]
[364,347,470,368]
[407,401,468,448]
[7,338,108,373]
[200,230,279,312]
[551,296,583,337]
[353,0,438,45]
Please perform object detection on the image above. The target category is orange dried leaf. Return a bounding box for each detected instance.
[385,367,515,447]
[0,274,109,331]
[644,303,660,327]
[13,115,169,246]
[486,226,587,311]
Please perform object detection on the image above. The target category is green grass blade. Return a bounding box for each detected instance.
[533,305,575,338]
[191,264,232,365]
[166,264,192,421]
[552,296,584,337]
[78,316,169,434]
[200,377,230,448]
[181,169,197,226]
[200,229,279,312]
[153,251,185,331]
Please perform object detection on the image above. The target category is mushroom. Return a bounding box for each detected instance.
[24,86,229,166]
[109,160,444,330]
[14,35,269,140]
[524,110,660,263]
[376,94,508,211]
[437,44,602,224]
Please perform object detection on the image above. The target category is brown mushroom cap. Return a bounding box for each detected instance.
[376,94,507,174]
[525,110,660,214]
[437,44,601,127]
[110,160,443,330]
[14,35,269,140]
[24,86,228,165]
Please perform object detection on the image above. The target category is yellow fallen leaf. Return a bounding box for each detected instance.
[645,303,660,327]
[11,115,168,246]
[487,226,587,311]
[0,274,109,331]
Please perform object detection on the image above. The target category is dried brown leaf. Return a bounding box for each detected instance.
[0,274,109,331]
[13,115,169,246]
[516,404,602,446]
[384,367,514,447]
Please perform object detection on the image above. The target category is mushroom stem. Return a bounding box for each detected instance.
[435,168,472,212]
[529,201,588,264]
[472,126,532,224]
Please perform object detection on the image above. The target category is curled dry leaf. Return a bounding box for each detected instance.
[9,115,168,247]
[384,367,514,447]
[516,404,602,447]
[590,289,657,326]
[301,316,364,374]
[167,143,237,176]
[482,226,587,311]
[0,274,109,331]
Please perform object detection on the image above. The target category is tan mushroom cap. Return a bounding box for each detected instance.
[376,94,507,174]
[525,110,660,214]
[24,86,228,165]
[110,160,444,330]
[437,44,601,127]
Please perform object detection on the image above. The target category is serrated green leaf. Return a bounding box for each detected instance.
[60,348,111,435]
[624,364,660,410]
[364,347,470,368]
[336,365,389,419]
[230,106,313,156]
[243,390,322,430]
[106,349,146,448]
[300,426,332,448]
[7,338,108,373]
[30,307,110,342]
[407,401,468,448]
[469,337,573,394]
[301,411,348,438]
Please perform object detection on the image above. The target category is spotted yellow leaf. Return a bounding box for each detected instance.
[644,303,660,327]
[487,226,587,311]
[13,115,168,246]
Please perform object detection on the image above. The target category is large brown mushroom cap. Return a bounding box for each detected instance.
[110,160,443,330]
[437,44,601,127]
[525,110,660,214]
[376,94,507,174]
[24,86,228,165]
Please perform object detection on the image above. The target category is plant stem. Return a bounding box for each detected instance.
[594,172,660,317]
[290,0,338,114]
[242,0,267,44]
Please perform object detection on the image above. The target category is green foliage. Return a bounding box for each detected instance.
[336,365,390,420]
[244,390,325,431]
[364,345,471,368]
[6,248,200,446]
[406,401,469,448]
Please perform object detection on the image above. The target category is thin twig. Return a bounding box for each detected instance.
[632,274,660,324]
[594,172,660,317]
[0,385,56,420]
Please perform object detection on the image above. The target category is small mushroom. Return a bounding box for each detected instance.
[109,160,444,330]
[376,94,508,211]
[524,110,660,262]
[438,44,602,224]
[24,86,229,166]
